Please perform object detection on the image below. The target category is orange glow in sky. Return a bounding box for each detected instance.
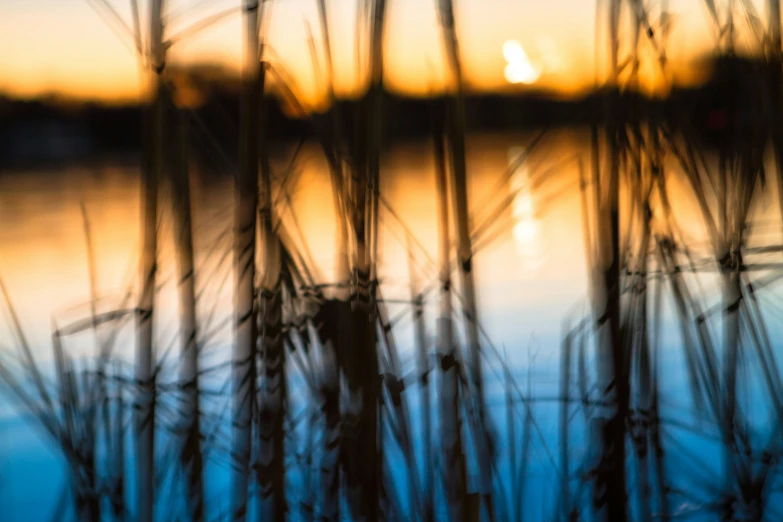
[0,0,763,105]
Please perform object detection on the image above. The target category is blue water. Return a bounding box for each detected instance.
[3,133,783,520]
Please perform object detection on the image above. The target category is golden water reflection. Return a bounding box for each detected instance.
[0,129,750,367]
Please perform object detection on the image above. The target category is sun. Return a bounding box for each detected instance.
[503,40,541,85]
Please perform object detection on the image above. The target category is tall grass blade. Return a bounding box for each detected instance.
[231,0,261,519]
[170,107,205,522]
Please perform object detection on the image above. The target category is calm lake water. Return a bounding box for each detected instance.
[0,130,597,365]
[2,129,782,520]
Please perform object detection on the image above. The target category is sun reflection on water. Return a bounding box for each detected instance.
[508,146,545,269]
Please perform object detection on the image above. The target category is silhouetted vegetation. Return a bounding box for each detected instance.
[6,1,783,521]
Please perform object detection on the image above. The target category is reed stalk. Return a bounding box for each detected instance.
[231,0,261,519]
[85,205,103,522]
[436,0,494,517]
[170,107,205,522]
[52,329,97,521]
[559,323,572,522]
[432,97,467,522]
[338,2,386,519]
[408,237,433,522]
[632,211,653,522]
[648,257,668,522]
[503,352,518,522]
[136,1,166,519]
[113,361,127,521]
[256,45,287,519]
[376,292,422,521]
[313,300,340,522]
[516,357,534,522]
[310,6,346,520]
[769,0,783,269]
[589,2,628,520]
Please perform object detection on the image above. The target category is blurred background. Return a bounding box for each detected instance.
[2,1,783,521]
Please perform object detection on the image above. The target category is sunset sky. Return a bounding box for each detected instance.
[0,0,765,106]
